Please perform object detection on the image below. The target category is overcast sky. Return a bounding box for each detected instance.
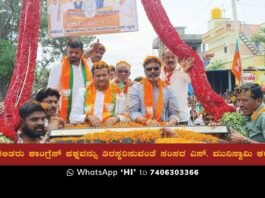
[47,0,265,79]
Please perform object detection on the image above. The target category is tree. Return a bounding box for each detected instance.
[0,0,20,98]
[0,0,21,42]
[0,39,15,99]
[206,60,226,70]
[252,28,265,56]
[252,28,265,44]
[34,0,96,94]
[0,0,96,97]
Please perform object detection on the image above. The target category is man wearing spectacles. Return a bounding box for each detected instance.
[128,56,179,127]
[110,61,133,121]
[111,61,133,94]
[229,83,265,143]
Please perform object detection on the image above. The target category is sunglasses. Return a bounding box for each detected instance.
[145,66,160,72]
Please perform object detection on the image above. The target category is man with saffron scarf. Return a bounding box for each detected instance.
[48,40,93,122]
[70,61,121,127]
[128,56,179,127]
[161,48,194,125]
[111,61,133,94]
[111,61,133,120]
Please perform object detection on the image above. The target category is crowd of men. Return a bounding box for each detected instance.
[0,39,264,144]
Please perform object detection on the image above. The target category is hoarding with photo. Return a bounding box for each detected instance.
[47,0,138,38]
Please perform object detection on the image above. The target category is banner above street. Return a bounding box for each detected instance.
[47,0,138,38]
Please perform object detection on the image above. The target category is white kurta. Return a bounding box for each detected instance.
[47,62,87,115]
[69,88,106,124]
[160,66,191,122]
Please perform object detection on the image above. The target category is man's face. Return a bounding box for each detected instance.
[116,64,130,83]
[109,71,116,81]
[42,96,59,118]
[237,90,261,116]
[163,50,178,71]
[23,111,46,138]
[91,47,105,63]
[93,68,110,90]
[67,47,83,65]
[190,110,197,120]
[203,115,215,126]
[144,62,161,82]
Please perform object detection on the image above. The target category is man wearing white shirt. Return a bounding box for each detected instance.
[70,61,121,127]
[48,40,93,122]
[160,48,194,125]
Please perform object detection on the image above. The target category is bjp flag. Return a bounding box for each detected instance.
[231,39,242,82]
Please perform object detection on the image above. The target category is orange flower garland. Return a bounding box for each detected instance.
[51,128,223,144]
[61,56,92,121]
[142,78,164,121]
[84,83,121,121]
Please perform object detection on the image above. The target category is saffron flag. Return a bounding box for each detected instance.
[231,39,242,82]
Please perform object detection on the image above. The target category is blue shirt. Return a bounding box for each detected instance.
[128,81,179,122]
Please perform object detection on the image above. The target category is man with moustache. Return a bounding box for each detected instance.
[111,61,133,94]
[18,101,47,144]
[48,40,93,122]
[229,83,265,143]
[84,40,106,70]
[111,61,133,119]
[128,56,179,127]
[70,61,121,127]
[18,100,65,143]
[161,48,194,125]
[36,88,64,129]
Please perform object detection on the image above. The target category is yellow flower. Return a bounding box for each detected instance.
[230,96,236,103]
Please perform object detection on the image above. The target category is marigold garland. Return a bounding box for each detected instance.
[155,138,203,144]
[143,56,162,67]
[251,107,265,121]
[116,61,131,68]
[51,130,162,144]
[51,128,223,144]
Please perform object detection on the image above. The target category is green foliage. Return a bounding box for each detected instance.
[0,39,15,80]
[0,0,21,42]
[32,64,50,97]
[0,135,14,143]
[206,60,226,70]
[0,0,96,97]
[252,28,265,44]
[0,39,15,97]
[35,1,96,92]
[221,112,248,137]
